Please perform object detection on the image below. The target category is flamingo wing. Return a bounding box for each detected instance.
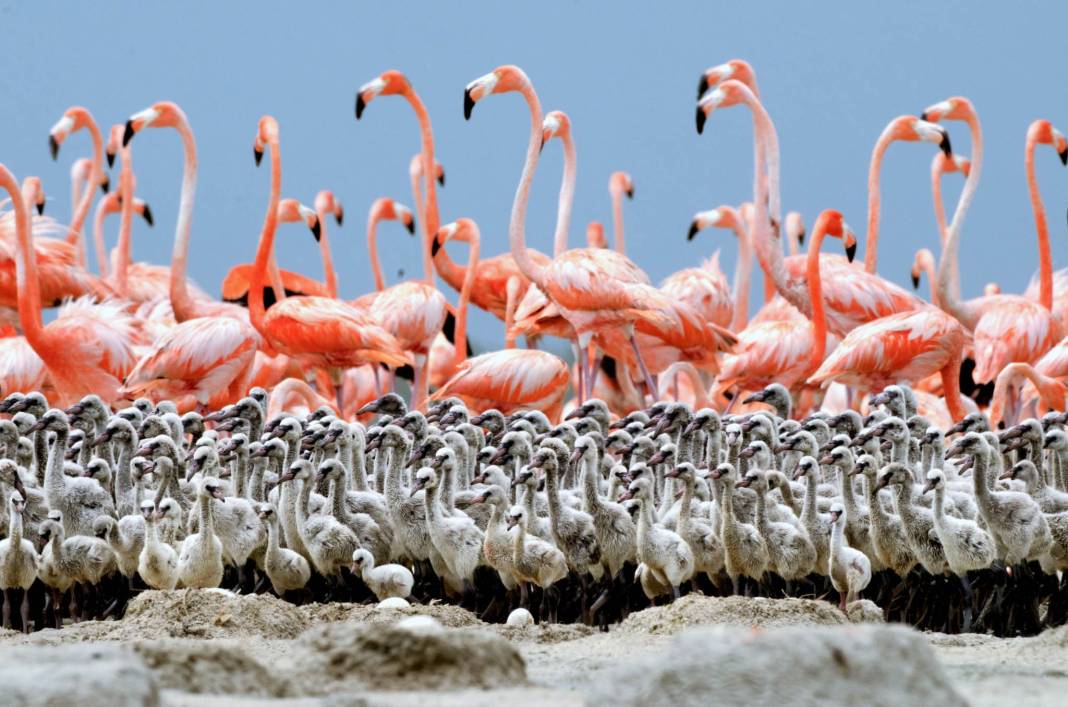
[971,296,1057,384]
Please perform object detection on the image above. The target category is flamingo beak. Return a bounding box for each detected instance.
[141,204,154,226]
[695,104,707,135]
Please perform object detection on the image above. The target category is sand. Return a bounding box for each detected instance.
[0,590,1064,705]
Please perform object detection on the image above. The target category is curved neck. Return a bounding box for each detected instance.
[367,211,386,291]
[410,158,434,283]
[917,249,940,308]
[249,132,282,334]
[316,209,338,299]
[730,216,752,331]
[553,132,576,257]
[864,127,894,274]
[3,173,45,343]
[506,83,549,290]
[806,221,829,372]
[611,187,625,255]
[170,115,200,322]
[1026,128,1053,310]
[68,119,103,268]
[938,112,982,328]
[931,160,950,247]
[453,233,480,370]
[114,147,134,297]
[92,198,112,279]
[403,88,439,283]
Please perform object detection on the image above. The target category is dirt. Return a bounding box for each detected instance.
[298,600,485,629]
[132,639,295,698]
[617,594,847,635]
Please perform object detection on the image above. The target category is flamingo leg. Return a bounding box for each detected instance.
[586,347,602,397]
[628,334,657,402]
[576,343,589,404]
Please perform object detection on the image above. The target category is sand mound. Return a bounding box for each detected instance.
[926,632,1001,648]
[299,600,484,629]
[293,621,526,693]
[587,623,966,706]
[1028,624,1068,650]
[618,594,847,635]
[846,599,885,624]
[132,639,294,697]
[495,622,596,644]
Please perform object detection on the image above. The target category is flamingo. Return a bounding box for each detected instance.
[697,81,935,337]
[586,221,608,249]
[930,153,971,299]
[988,363,1066,428]
[69,158,108,230]
[350,197,447,409]
[90,191,152,283]
[0,170,135,406]
[313,190,342,298]
[408,154,445,283]
[678,205,750,330]
[48,106,107,267]
[717,209,852,399]
[932,115,1063,384]
[245,116,409,409]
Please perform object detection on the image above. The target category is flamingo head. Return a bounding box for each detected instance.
[814,209,856,263]
[22,177,45,216]
[464,66,529,120]
[371,197,415,238]
[541,110,571,150]
[432,218,477,257]
[48,106,94,159]
[697,59,756,100]
[252,115,279,167]
[1030,120,1068,165]
[887,116,952,157]
[696,79,752,135]
[355,70,409,119]
[920,96,974,123]
[609,171,634,200]
[276,199,321,241]
[687,206,738,241]
[123,101,183,148]
[315,190,344,226]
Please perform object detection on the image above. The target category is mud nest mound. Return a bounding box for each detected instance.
[618,594,847,635]
[132,639,294,698]
[293,621,526,693]
[299,600,485,629]
[494,622,596,644]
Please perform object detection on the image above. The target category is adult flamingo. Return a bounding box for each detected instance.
[313,190,342,298]
[678,206,751,330]
[91,192,152,282]
[468,66,730,401]
[932,116,1063,384]
[863,115,960,274]
[430,218,570,419]
[48,106,107,267]
[0,170,135,406]
[352,196,447,409]
[988,363,1066,428]
[408,154,445,284]
[246,116,409,409]
[717,209,852,398]
[69,158,108,228]
[696,81,932,337]
[122,101,273,323]
[930,153,971,300]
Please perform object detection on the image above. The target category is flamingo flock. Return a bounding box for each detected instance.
[0,60,1063,633]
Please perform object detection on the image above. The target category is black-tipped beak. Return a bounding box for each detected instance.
[122,120,135,147]
[100,175,110,194]
[540,135,546,154]
[797,229,805,247]
[311,219,322,242]
[49,135,59,161]
[431,236,442,257]
[142,204,154,226]
[697,74,709,100]
[696,106,706,135]
[355,93,367,120]
[1059,148,1068,166]
[920,111,929,122]
[626,187,634,200]
[35,202,44,216]
[405,219,415,235]
[939,131,952,157]
[106,152,116,169]
[687,220,699,241]
[254,147,264,167]
[845,242,857,263]
[464,88,475,120]
[335,208,344,226]
[437,170,445,187]
[911,273,920,290]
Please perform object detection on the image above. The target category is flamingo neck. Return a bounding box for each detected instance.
[507,82,548,290]
[249,135,282,335]
[409,158,434,283]
[918,249,940,308]
[316,209,338,299]
[938,111,983,329]
[1025,129,1053,310]
[453,231,480,369]
[553,131,576,257]
[170,115,200,322]
[806,220,829,372]
[940,351,966,423]
[67,117,103,268]
[864,127,893,274]
[114,146,134,297]
[91,197,112,280]
[3,172,44,344]
[367,211,386,292]
[931,161,949,246]
[729,214,751,330]
[611,187,625,255]
[404,88,439,283]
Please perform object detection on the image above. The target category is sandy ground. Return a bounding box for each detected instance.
[1,591,1065,706]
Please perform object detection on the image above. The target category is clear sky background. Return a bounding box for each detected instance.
[4,1,1067,355]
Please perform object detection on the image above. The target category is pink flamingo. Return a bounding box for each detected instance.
[267,377,339,419]
[988,363,1066,428]
[0,170,135,406]
[608,171,634,254]
[48,106,107,267]
[246,116,409,408]
[933,116,1063,384]
[697,81,932,337]
[682,205,752,330]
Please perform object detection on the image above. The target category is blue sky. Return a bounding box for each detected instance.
[5,1,1067,353]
